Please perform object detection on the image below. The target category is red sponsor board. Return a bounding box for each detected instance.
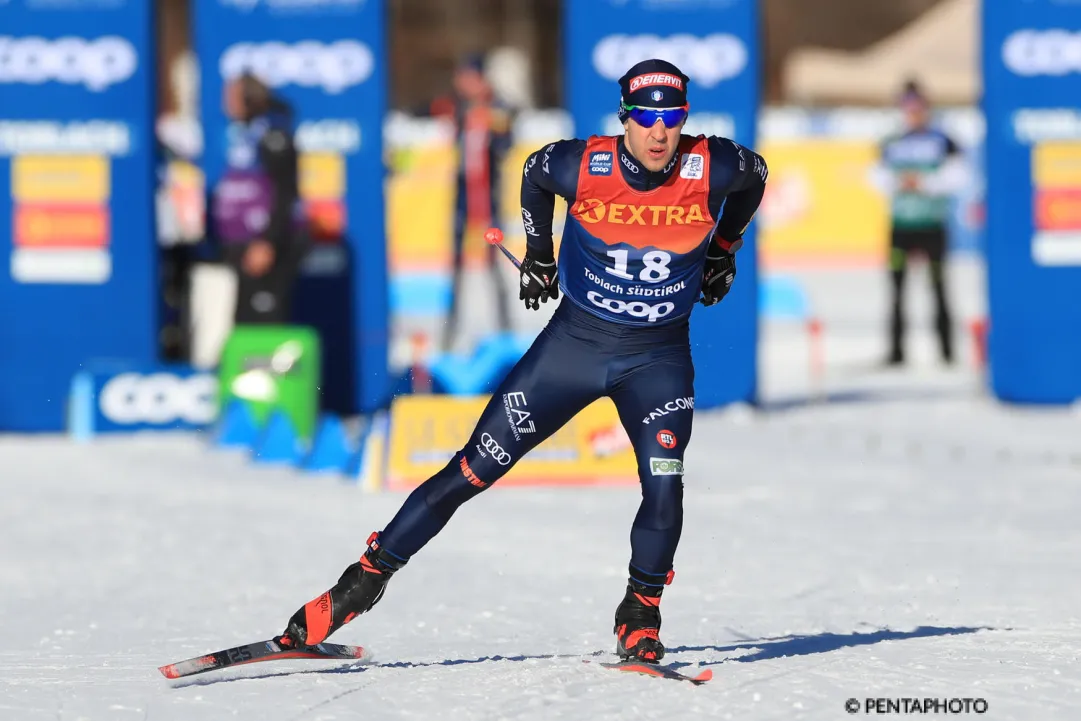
[1034,188,1081,231]
[13,204,109,248]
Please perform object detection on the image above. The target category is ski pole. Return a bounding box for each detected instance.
[484,227,546,286]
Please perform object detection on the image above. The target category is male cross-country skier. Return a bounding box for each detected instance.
[275,59,768,663]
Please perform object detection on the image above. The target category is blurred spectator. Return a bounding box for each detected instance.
[871,79,969,366]
[211,72,306,325]
[431,53,515,352]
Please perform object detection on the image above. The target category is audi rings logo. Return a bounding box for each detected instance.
[99,373,218,426]
[220,40,373,94]
[587,290,675,323]
[479,433,512,466]
[0,36,137,91]
[593,34,747,88]
[1003,30,1081,77]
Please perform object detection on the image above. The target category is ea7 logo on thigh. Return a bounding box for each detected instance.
[502,391,535,441]
[650,458,684,476]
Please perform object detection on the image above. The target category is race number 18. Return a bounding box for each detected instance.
[606,249,672,282]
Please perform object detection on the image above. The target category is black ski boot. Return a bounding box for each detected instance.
[278,533,406,648]
[613,567,673,663]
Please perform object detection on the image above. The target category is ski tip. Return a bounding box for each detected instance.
[691,668,713,683]
[157,640,370,681]
[158,653,220,680]
[316,643,370,661]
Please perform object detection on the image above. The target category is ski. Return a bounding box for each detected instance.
[158,638,370,679]
[599,660,713,685]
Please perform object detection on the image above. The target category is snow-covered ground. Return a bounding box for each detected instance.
[3,258,1081,720]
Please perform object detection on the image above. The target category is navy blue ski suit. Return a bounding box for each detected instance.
[378,132,767,584]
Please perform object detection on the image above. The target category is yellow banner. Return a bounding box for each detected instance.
[757,139,889,264]
[1033,141,1081,188]
[385,394,638,490]
[387,143,566,272]
[300,152,345,200]
[12,155,110,203]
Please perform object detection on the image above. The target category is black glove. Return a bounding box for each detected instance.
[700,250,736,307]
[519,252,559,310]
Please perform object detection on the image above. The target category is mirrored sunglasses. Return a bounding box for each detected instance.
[623,102,689,129]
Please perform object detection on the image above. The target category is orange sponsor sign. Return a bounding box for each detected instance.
[1035,188,1081,231]
[14,204,109,248]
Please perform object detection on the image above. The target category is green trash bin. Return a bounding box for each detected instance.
[218,325,321,441]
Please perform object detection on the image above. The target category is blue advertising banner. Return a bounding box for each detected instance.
[69,363,218,437]
[564,0,760,408]
[984,1,1081,403]
[0,0,156,431]
[192,0,388,415]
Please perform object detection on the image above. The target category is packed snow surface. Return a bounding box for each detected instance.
[3,260,1080,720]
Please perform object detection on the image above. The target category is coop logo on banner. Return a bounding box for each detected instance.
[0,36,137,91]
[1003,30,1081,77]
[219,40,373,94]
[592,34,748,88]
[98,371,218,426]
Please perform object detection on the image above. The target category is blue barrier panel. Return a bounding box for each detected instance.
[564,0,761,407]
[984,1,1081,402]
[193,0,389,414]
[0,0,156,430]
